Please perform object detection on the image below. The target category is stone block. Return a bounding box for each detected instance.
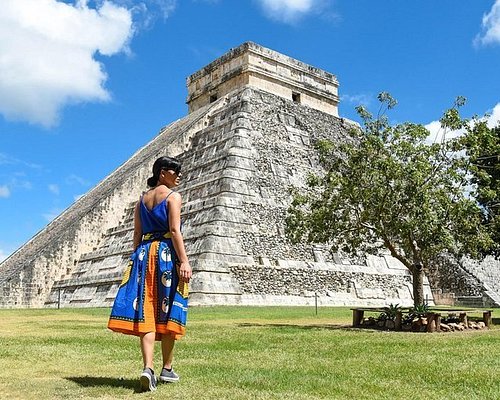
[354,286,385,300]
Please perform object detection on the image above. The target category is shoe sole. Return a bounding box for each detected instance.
[159,376,180,383]
[140,374,157,391]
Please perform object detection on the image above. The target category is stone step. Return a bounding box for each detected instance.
[52,272,122,289]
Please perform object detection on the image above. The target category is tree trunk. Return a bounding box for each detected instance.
[412,262,425,306]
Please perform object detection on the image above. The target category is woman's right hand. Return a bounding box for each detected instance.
[179,261,192,283]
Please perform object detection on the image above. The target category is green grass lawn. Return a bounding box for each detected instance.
[0,306,499,399]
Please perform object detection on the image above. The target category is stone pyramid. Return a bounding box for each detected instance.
[0,42,436,308]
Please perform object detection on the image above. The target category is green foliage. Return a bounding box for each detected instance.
[402,304,431,324]
[286,93,498,303]
[380,303,402,321]
[461,120,500,257]
[410,303,430,314]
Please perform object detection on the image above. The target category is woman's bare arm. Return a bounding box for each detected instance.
[133,201,142,250]
[167,192,192,282]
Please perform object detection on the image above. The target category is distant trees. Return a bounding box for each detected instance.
[286,93,498,306]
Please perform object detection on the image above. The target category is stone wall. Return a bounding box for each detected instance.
[460,256,500,306]
[425,253,500,307]
[426,255,483,297]
[187,42,339,116]
[234,86,348,264]
[230,264,412,301]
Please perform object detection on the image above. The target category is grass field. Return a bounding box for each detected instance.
[0,306,499,400]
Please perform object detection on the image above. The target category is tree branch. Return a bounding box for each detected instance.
[381,235,412,271]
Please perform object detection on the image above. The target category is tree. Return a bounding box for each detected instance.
[286,93,495,306]
[461,120,500,257]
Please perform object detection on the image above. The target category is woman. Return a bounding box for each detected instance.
[108,156,192,392]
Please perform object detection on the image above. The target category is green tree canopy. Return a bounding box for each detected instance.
[286,93,497,305]
[461,119,500,257]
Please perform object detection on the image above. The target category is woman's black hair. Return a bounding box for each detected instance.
[146,156,182,187]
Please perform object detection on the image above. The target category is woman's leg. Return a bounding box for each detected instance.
[161,334,175,369]
[140,332,156,369]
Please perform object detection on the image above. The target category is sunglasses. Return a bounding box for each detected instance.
[162,168,181,176]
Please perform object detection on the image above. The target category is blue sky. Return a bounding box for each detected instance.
[1,0,500,261]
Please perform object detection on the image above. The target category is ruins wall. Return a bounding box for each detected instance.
[187,42,339,116]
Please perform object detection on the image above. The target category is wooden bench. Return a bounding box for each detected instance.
[429,308,493,328]
[351,307,493,332]
[351,307,405,330]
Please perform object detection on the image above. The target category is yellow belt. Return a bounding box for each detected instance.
[142,232,173,241]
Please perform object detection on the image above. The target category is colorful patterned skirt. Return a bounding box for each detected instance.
[108,233,188,340]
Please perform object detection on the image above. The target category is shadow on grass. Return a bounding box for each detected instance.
[66,376,141,393]
[238,322,356,331]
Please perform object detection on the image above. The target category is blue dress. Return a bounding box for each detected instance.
[108,192,188,340]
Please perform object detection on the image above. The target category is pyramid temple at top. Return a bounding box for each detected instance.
[1,42,499,308]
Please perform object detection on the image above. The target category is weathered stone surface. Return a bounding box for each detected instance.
[186,42,339,117]
[426,253,500,307]
[448,323,464,331]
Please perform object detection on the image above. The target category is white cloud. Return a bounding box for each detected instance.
[474,0,500,46]
[424,120,465,146]
[42,207,64,222]
[0,178,32,199]
[0,249,9,262]
[0,152,42,169]
[0,185,11,198]
[66,174,90,186]
[486,103,500,128]
[107,0,177,30]
[341,93,372,107]
[0,0,134,127]
[10,178,32,191]
[424,120,446,144]
[145,0,177,18]
[48,184,60,195]
[424,102,500,144]
[256,0,322,24]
